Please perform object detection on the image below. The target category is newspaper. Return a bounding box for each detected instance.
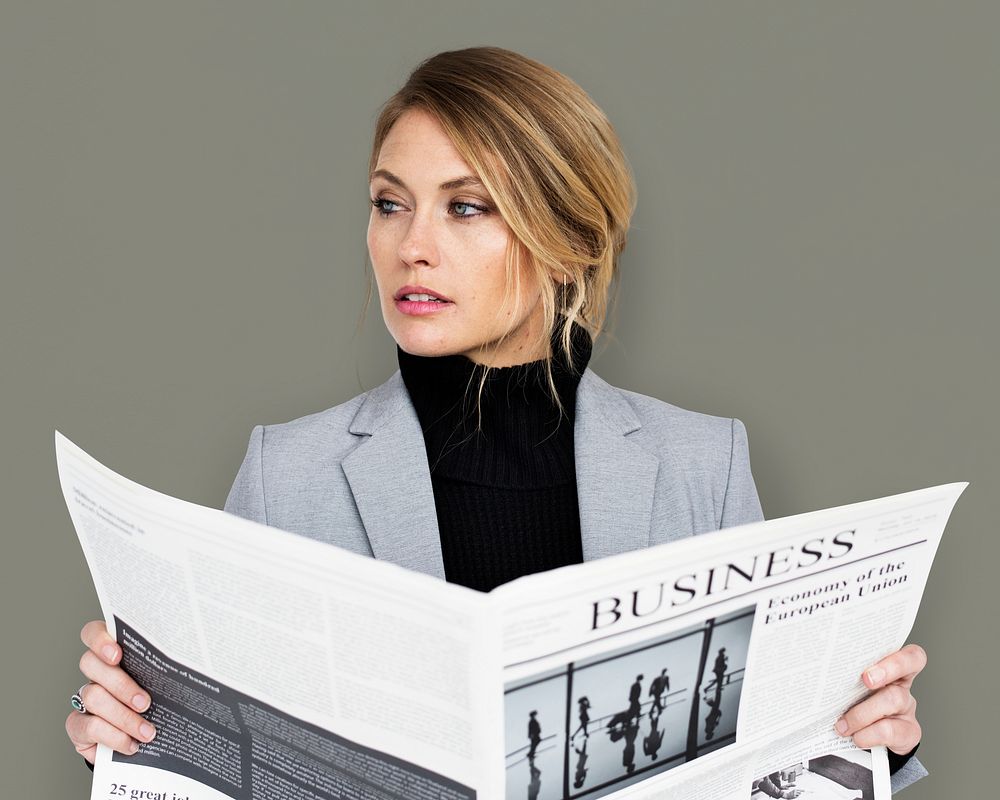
[55,430,966,800]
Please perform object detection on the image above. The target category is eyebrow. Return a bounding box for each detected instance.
[369,169,485,192]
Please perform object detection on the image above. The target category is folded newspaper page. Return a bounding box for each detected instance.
[55,430,966,800]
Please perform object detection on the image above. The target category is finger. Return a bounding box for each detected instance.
[850,715,922,755]
[835,684,915,736]
[81,620,121,666]
[79,682,157,744]
[862,643,927,689]
[65,712,98,763]
[65,709,141,757]
[79,650,151,713]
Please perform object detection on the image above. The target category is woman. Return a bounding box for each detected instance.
[65,46,927,792]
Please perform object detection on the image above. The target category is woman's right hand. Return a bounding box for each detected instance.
[65,621,157,764]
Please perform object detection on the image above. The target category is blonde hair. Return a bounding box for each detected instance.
[367,46,637,412]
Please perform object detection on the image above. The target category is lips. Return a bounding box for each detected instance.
[393,285,452,302]
[393,284,453,316]
[400,292,445,302]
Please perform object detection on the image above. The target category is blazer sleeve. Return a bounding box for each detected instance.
[719,418,765,529]
[889,751,928,794]
[223,424,268,525]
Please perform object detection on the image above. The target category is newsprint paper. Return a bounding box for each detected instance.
[55,431,966,800]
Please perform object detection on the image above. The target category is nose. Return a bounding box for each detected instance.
[397,210,440,269]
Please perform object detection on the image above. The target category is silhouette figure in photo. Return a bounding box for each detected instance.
[573,738,589,789]
[648,668,670,718]
[621,717,639,775]
[527,762,542,800]
[701,646,737,740]
[704,687,723,740]
[606,707,631,732]
[571,695,591,740]
[606,675,644,733]
[527,711,541,761]
[715,648,728,681]
[628,674,644,723]
[712,647,729,688]
[704,647,728,692]
[643,712,665,760]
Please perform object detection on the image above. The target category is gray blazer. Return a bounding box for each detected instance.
[223,367,926,792]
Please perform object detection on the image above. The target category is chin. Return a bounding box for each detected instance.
[391,330,468,359]
[397,343,461,358]
[381,309,464,357]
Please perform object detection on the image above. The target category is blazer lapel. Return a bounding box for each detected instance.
[340,368,660,576]
[574,370,660,561]
[341,372,446,579]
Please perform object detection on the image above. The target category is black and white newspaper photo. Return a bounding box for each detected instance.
[503,606,753,799]
[751,749,875,800]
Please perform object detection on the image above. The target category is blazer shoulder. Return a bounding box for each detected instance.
[629,389,744,473]
[224,369,402,502]
[250,369,412,470]
[224,381,394,551]
[257,390,370,462]
[620,386,736,433]
[587,371,743,454]
[580,371,762,533]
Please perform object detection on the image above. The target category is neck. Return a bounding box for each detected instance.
[396,323,594,486]
[397,323,592,427]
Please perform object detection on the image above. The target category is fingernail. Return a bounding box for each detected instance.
[866,667,886,686]
[128,740,140,754]
[102,645,119,662]
[139,722,156,741]
[835,718,849,735]
[132,693,150,711]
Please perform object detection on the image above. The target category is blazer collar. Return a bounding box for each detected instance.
[341,368,658,580]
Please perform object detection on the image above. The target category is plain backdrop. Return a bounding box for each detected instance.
[2,2,996,797]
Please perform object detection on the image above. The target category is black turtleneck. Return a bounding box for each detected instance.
[397,327,593,592]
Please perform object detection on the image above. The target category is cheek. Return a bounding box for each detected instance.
[367,223,384,261]
[462,228,512,290]
[479,228,510,268]
[367,226,395,288]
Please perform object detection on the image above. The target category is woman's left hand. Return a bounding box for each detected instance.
[834,643,926,754]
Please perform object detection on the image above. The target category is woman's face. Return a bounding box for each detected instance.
[367,108,548,366]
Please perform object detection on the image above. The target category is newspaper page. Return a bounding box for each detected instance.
[56,431,965,800]
[492,482,965,800]
[57,432,499,800]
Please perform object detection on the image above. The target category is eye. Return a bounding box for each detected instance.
[450,200,489,218]
[371,196,401,217]
[370,195,491,219]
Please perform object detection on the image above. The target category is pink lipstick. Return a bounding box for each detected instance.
[393,285,453,316]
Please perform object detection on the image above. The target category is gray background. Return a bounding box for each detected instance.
[1,2,995,796]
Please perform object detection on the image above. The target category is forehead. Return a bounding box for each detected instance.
[373,109,475,180]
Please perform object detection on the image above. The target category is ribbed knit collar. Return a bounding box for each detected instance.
[397,325,593,488]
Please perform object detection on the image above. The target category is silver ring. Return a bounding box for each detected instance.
[70,682,90,714]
